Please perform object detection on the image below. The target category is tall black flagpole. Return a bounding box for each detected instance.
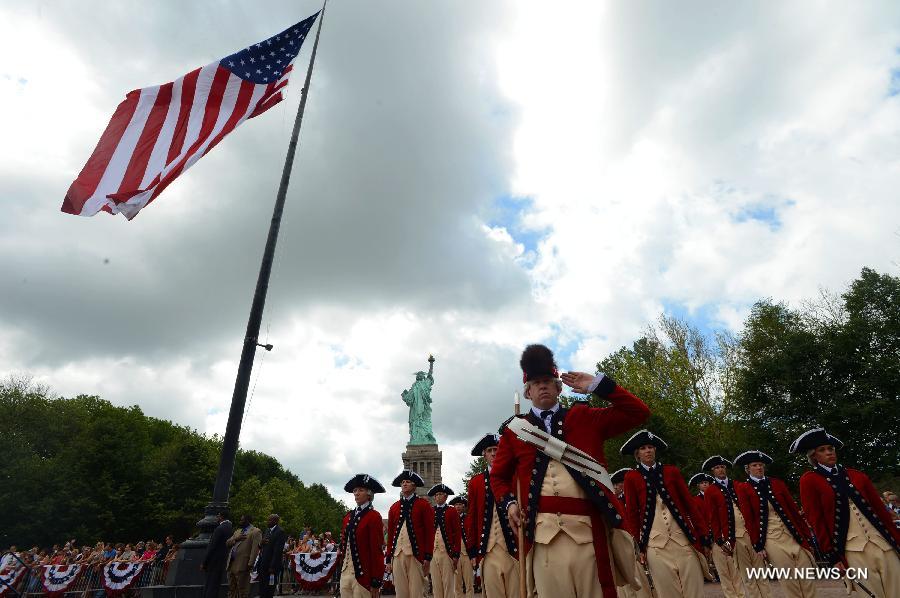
[174,3,328,575]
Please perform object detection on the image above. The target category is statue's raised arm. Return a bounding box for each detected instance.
[427,354,435,382]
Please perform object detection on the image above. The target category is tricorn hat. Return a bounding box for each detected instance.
[620,430,668,455]
[448,496,468,506]
[427,483,454,497]
[391,470,425,487]
[788,428,844,454]
[688,473,715,486]
[343,474,386,494]
[702,455,733,471]
[611,468,631,484]
[520,344,559,383]
[471,433,501,456]
[734,450,774,468]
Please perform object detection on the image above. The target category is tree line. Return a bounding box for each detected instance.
[0,382,347,547]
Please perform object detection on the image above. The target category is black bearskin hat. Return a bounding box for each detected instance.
[520,344,559,383]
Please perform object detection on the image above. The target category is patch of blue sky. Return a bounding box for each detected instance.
[660,299,724,343]
[732,196,794,231]
[889,67,900,97]
[330,345,351,368]
[487,194,546,254]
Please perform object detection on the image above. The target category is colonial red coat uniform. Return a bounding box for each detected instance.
[623,465,711,553]
[490,379,650,598]
[692,492,714,546]
[385,495,435,564]
[434,504,462,558]
[735,476,813,553]
[466,470,518,560]
[799,465,900,565]
[339,504,385,591]
[705,480,742,546]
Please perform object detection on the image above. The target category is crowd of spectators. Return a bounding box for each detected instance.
[285,528,337,555]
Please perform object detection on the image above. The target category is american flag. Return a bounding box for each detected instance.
[62,12,319,220]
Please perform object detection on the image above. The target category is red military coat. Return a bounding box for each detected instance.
[340,505,385,590]
[735,476,813,553]
[692,492,713,546]
[623,465,711,553]
[490,379,650,598]
[800,465,900,565]
[385,495,435,564]
[434,504,462,559]
[466,471,518,561]
[705,479,744,546]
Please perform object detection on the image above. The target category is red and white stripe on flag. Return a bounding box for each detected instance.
[62,12,318,220]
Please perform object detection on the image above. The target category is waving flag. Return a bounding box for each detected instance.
[62,12,319,220]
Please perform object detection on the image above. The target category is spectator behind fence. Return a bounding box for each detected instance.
[257,514,286,598]
[0,546,18,570]
[201,511,233,598]
[226,514,261,598]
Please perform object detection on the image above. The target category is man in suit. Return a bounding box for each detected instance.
[449,496,475,598]
[793,428,900,598]
[493,344,651,598]
[733,450,817,598]
[258,514,287,598]
[339,474,386,598]
[226,514,262,598]
[201,511,233,598]
[621,430,711,598]
[385,470,435,598]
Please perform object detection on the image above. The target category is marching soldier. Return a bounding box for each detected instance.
[792,428,900,598]
[339,474,386,598]
[688,473,715,548]
[449,496,475,598]
[491,344,651,598]
[613,467,651,598]
[704,454,771,598]
[733,450,818,598]
[428,484,462,598]
[466,433,519,598]
[385,470,435,598]
[612,468,630,502]
[621,430,711,598]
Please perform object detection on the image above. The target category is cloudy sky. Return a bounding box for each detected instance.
[2,0,899,516]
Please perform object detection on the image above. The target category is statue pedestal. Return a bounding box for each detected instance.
[402,444,442,496]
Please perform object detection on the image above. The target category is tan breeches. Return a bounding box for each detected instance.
[846,543,900,598]
[616,559,652,598]
[711,543,744,598]
[528,533,599,598]
[454,555,474,598]
[764,538,817,598]
[482,548,519,598]
[339,561,369,598]
[392,554,424,598]
[646,542,704,598]
[431,551,455,598]
[734,536,772,598]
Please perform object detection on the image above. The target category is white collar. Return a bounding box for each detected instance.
[401,493,416,501]
[356,501,371,511]
[750,475,765,483]
[530,403,560,418]
[716,477,730,486]
[818,464,835,473]
[640,462,657,471]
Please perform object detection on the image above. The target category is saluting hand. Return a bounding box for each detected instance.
[560,371,595,394]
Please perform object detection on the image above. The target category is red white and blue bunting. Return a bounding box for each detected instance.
[102,562,145,596]
[42,564,84,597]
[289,552,337,591]
[0,565,26,597]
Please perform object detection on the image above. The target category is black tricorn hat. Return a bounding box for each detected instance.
[343,474,386,494]
[427,483,454,497]
[391,470,425,487]
[620,430,668,455]
[788,428,844,454]
[611,468,631,484]
[520,344,559,383]
[688,473,715,486]
[734,450,774,468]
[471,433,501,456]
[448,496,468,506]
[702,455,733,471]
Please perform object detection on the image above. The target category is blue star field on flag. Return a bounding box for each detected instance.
[221,12,319,84]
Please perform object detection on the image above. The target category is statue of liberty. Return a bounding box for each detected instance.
[401,355,437,445]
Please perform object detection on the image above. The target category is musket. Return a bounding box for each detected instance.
[840,571,877,598]
[513,392,527,598]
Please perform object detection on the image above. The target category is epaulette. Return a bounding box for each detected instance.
[498,414,525,433]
